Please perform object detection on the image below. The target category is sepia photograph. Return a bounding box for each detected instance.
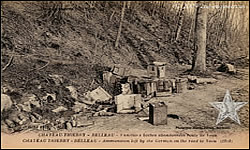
[1,1,249,149]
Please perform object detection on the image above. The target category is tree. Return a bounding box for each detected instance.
[175,2,185,42]
[115,1,126,48]
[192,1,207,73]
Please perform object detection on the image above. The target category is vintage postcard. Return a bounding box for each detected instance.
[1,1,249,149]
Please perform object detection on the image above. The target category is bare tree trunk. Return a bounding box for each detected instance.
[218,3,230,47]
[115,2,126,48]
[188,9,195,47]
[175,2,185,41]
[192,1,207,73]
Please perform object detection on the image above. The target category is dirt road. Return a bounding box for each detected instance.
[73,68,249,132]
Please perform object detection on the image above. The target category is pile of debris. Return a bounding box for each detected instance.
[104,63,190,97]
[102,63,191,123]
[1,74,115,133]
[1,61,221,132]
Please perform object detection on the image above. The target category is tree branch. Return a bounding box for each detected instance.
[2,55,14,72]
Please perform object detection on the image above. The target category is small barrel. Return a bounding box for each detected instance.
[175,78,188,93]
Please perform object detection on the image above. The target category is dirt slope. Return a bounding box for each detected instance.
[3,1,248,94]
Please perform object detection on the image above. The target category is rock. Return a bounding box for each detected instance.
[66,86,78,100]
[187,75,198,83]
[37,85,42,89]
[52,106,68,113]
[94,109,114,116]
[1,122,14,133]
[1,85,14,94]
[19,93,36,103]
[1,87,8,94]
[17,94,40,112]
[93,112,99,117]
[56,118,66,127]
[18,113,28,122]
[196,78,217,84]
[226,64,236,74]
[50,126,57,131]
[32,112,42,120]
[71,120,77,127]
[96,105,103,112]
[188,84,195,90]
[30,100,40,108]
[43,93,56,102]
[17,103,31,112]
[1,94,13,113]
[217,63,236,74]
[66,122,72,130]
[48,74,64,85]
[103,112,114,116]
[10,116,22,125]
[30,115,37,123]
[5,119,15,128]
[138,117,149,121]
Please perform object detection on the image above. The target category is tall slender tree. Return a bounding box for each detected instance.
[115,1,126,48]
[192,1,207,73]
[175,2,185,41]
